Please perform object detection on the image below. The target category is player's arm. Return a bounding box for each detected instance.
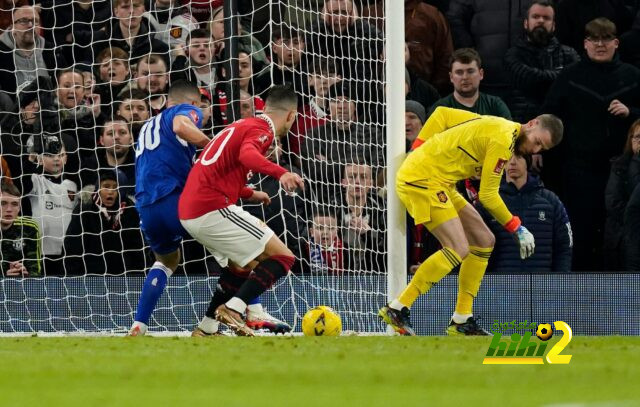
[478,142,535,259]
[172,115,210,148]
[238,139,304,192]
[411,106,480,150]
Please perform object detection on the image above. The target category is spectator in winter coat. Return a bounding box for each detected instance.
[0,6,67,100]
[542,18,640,271]
[404,0,454,94]
[80,117,136,198]
[619,9,640,68]
[504,0,580,123]
[604,119,640,270]
[479,154,573,273]
[0,181,41,277]
[300,83,384,204]
[447,0,529,98]
[39,0,111,65]
[430,48,512,119]
[73,0,170,68]
[64,170,147,275]
[555,0,634,53]
[330,162,386,273]
[306,0,383,86]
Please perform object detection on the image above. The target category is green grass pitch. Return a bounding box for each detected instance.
[0,336,638,407]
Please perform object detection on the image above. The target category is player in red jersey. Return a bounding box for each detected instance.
[179,85,304,336]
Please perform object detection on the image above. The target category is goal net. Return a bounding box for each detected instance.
[0,0,398,334]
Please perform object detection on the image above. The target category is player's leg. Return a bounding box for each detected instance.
[379,184,468,335]
[380,216,469,335]
[196,256,291,335]
[129,194,184,336]
[447,202,494,336]
[218,235,295,335]
[193,262,251,336]
[182,205,293,336]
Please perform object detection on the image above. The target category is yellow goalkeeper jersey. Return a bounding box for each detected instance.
[397,106,521,226]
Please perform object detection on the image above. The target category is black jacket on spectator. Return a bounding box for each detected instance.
[604,153,640,270]
[619,10,640,69]
[622,183,640,270]
[542,55,640,270]
[479,176,573,273]
[407,70,440,113]
[80,148,136,198]
[63,196,147,275]
[40,0,111,64]
[446,0,527,98]
[305,18,383,87]
[504,37,580,122]
[556,0,634,53]
[75,18,169,66]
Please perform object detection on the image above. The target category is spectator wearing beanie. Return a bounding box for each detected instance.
[405,100,426,151]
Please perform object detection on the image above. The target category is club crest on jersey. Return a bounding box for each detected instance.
[258,134,268,144]
[170,27,182,39]
[437,191,448,203]
[493,159,507,174]
[189,110,199,124]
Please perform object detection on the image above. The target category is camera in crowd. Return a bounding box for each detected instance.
[31,134,63,155]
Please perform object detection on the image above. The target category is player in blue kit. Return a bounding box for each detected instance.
[128,81,291,336]
[128,81,210,336]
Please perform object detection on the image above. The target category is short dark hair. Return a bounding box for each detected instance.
[585,17,617,39]
[114,89,150,113]
[272,24,303,42]
[1,180,21,197]
[449,48,482,70]
[264,85,298,111]
[101,115,130,136]
[187,28,211,44]
[168,80,201,103]
[536,113,564,147]
[527,0,555,18]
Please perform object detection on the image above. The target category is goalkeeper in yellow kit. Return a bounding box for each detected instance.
[379,106,564,335]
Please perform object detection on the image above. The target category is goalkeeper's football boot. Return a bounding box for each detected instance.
[446,316,491,336]
[191,327,224,337]
[246,304,292,334]
[215,304,255,337]
[378,305,416,336]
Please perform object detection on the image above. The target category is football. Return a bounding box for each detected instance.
[302,306,342,336]
[536,323,553,341]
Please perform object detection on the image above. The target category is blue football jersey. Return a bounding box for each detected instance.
[134,103,203,207]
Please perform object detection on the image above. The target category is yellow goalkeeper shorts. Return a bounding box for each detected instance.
[396,180,468,231]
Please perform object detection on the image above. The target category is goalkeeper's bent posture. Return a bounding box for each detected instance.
[379,106,563,335]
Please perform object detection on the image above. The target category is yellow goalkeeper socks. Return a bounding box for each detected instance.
[397,247,462,308]
[455,246,492,316]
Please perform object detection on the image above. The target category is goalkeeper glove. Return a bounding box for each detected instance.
[513,225,535,259]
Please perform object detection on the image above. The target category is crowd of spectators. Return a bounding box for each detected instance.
[1,0,639,277]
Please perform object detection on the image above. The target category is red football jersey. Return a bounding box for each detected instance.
[179,115,288,219]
